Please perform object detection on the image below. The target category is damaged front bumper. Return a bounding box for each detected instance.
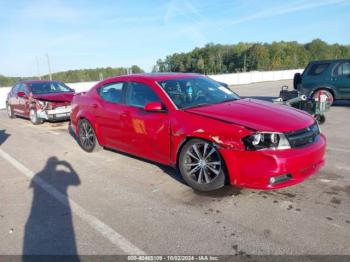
[37,105,72,121]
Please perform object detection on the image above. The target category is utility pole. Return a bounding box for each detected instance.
[243,53,247,72]
[36,56,41,80]
[46,53,52,80]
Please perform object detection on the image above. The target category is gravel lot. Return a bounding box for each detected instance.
[0,80,349,257]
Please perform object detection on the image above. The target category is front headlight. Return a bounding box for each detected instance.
[242,132,290,150]
[36,100,52,110]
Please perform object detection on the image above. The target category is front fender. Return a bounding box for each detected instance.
[169,112,251,166]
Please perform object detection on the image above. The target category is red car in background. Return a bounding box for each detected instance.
[70,73,326,191]
[6,80,74,125]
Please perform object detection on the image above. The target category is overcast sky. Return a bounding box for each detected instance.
[1,0,349,76]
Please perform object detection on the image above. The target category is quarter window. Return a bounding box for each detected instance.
[307,63,330,76]
[334,62,350,77]
[98,82,124,104]
[126,82,161,108]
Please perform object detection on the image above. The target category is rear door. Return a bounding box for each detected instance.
[332,61,350,98]
[93,82,129,150]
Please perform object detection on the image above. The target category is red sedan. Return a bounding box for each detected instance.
[6,80,74,125]
[70,73,326,191]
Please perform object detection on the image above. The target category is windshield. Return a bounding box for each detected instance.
[29,82,73,94]
[157,77,239,109]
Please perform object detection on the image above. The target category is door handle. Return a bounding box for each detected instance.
[120,112,129,119]
[91,104,98,108]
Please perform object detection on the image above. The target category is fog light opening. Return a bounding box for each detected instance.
[269,174,292,185]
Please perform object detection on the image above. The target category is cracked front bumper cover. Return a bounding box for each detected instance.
[37,106,71,121]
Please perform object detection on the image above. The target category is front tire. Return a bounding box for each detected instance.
[6,103,15,119]
[179,139,227,191]
[78,119,101,152]
[29,109,43,125]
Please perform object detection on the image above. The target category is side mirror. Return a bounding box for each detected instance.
[144,101,165,112]
[17,91,26,98]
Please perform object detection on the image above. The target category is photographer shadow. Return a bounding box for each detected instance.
[23,157,81,260]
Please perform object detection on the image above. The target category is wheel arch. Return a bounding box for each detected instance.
[311,86,337,99]
[175,136,230,184]
[77,114,105,146]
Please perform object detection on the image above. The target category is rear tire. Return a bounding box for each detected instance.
[312,89,334,106]
[29,109,43,125]
[178,139,227,191]
[78,119,102,152]
[6,103,15,119]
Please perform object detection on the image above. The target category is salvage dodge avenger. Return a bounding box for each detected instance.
[6,80,74,124]
[70,73,326,191]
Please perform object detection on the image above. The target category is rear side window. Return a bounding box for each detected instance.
[333,62,350,77]
[307,63,330,76]
[98,82,124,104]
[126,82,161,108]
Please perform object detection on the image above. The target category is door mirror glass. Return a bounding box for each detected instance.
[17,91,26,97]
[144,101,164,112]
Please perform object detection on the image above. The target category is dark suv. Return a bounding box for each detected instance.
[294,59,350,104]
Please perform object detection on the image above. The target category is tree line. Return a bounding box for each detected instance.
[0,65,144,87]
[1,39,349,87]
[153,39,350,74]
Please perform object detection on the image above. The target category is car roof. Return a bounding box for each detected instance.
[20,80,61,84]
[310,59,350,64]
[105,72,203,82]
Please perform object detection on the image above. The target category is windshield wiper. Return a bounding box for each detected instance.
[182,98,239,109]
[181,103,211,109]
[221,98,239,103]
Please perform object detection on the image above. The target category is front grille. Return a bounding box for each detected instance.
[285,123,320,148]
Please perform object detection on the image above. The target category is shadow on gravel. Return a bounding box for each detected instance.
[0,129,10,146]
[332,100,350,107]
[23,157,81,261]
[193,186,242,198]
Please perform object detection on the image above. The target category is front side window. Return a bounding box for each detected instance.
[29,82,73,94]
[157,77,239,109]
[98,82,124,104]
[307,63,330,76]
[334,62,350,77]
[19,83,29,95]
[126,82,161,108]
[12,83,20,95]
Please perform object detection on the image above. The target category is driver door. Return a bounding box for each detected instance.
[17,83,30,116]
[120,81,171,164]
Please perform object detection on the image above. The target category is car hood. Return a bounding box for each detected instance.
[32,92,74,103]
[184,99,315,132]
